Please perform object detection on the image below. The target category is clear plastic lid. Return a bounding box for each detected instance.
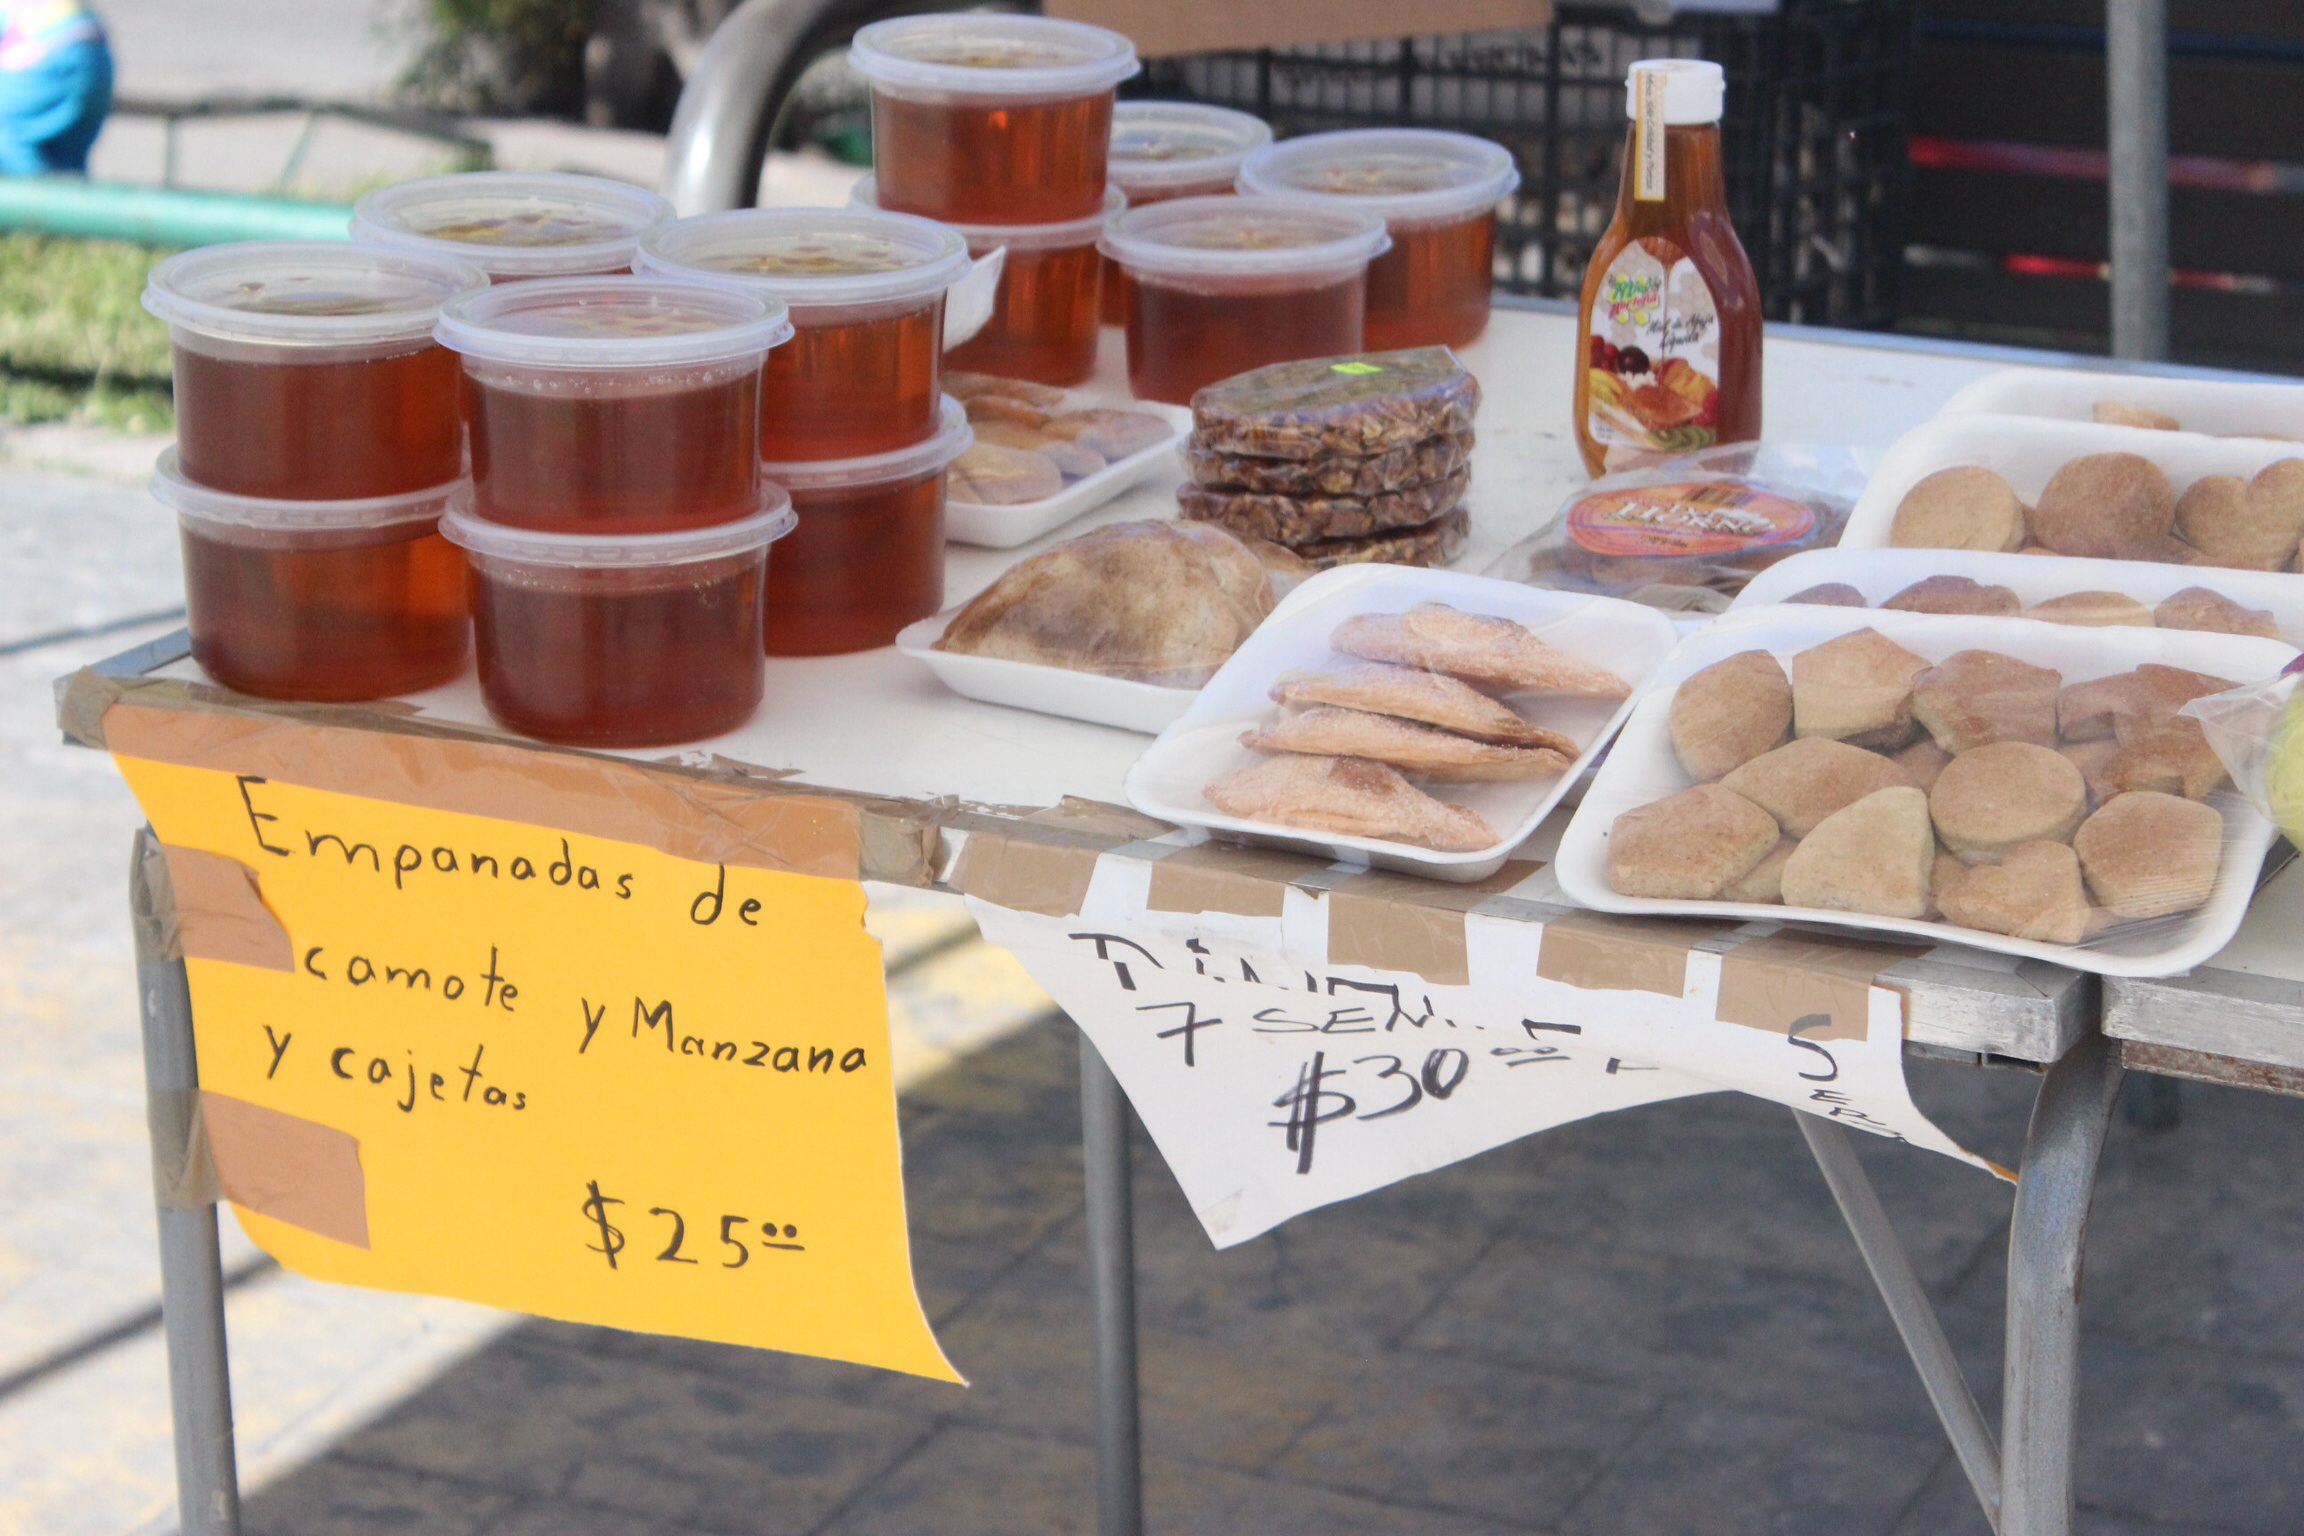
[1109,102,1274,195]
[1238,129,1522,226]
[849,14,1137,100]
[143,241,486,348]
[443,488,797,568]
[634,208,972,313]
[849,177,1124,250]
[434,276,794,369]
[151,447,459,531]
[1099,195,1390,283]
[761,396,972,490]
[353,171,676,280]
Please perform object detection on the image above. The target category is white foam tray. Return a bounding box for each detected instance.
[944,401,1190,549]
[895,606,1197,734]
[1554,604,2299,977]
[1123,563,1683,882]
[1841,413,2304,558]
[1939,366,2304,442]
[1731,546,2304,646]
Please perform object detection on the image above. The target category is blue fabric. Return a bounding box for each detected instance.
[0,33,110,175]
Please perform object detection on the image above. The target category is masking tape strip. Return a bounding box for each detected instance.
[200,1091,370,1249]
[1046,0,1550,58]
[1714,931,1928,1044]
[1535,908,1720,997]
[150,1087,221,1210]
[947,827,1108,919]
[160,843,294,972]
[1144,842,1337,919]
[1326,861,1544,986]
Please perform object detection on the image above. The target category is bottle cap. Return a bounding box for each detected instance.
[1624,59,1725,126]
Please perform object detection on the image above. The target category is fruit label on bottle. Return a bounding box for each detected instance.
[1585,238,1721,454]
[1565,479,1816,558]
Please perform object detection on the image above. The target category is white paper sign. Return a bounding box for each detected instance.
[968,843,1997,1249]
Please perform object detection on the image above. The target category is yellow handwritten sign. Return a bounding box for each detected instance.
[116,753,959,1383]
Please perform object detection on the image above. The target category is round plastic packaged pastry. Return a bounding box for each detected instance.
[150,449,468,702]
[849,14,1137,224]
[852,176,1120,387]
[442,494,795,747]
[1100,195,1389,405]
[435,276,793,533]
[143,241,485,501]
[760,396,973,655]
[352,171,675,281]
[1238,129,1520,350]
[637,207,970,459]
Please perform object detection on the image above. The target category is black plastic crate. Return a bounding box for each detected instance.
[1132,0,1915,330]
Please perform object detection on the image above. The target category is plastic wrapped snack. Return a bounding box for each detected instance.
[1294,506,1471,570]
[2185,665,2304,845]
[1191,347,1480,459]
[1178,466,1469,545]
[1186,431,1473,496]
[1487,442,1865,615]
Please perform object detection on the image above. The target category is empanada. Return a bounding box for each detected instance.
[1204,752,1496,852]
[1272,664,1575,750]
[1330,603,1630,697]
[1242,706,1572,782]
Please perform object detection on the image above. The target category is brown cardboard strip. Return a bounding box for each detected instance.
[1145,842,1335,919]
[1536,909,1724,998]
[947,828,1107,919]
[1048,0,1551,57]
[200,1091,370,1249]
[160,844,293,972]
[103,701,877,882]
[1715,931,1928,1045]
[1325,861,1542,986]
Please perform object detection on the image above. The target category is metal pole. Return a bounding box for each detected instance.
[1079,1035,1143,1536]
[2001,1033,2123,1536]
[1799,1113,2002,1532]
[2106,0,2171,359]
[131,830,243,1536]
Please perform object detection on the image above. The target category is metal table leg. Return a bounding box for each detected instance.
[2001,1033,2122,1536]
[1079,1034,1144,1536]
[131,830,242,1536]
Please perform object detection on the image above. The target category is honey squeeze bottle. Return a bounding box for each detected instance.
[1573,59,1761,476]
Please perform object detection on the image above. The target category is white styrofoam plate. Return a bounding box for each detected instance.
[1554,604,2300,977]
[1841,413,2304,558]
[895,607,1197,734]
[1124,564,1684,881]
[944,400,1190,549]
[1731,546,2304,646]
[1939,366,2304,442]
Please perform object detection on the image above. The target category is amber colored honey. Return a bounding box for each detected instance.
[1363,211,1497,351]
[1099,181,1234,324]
[181,521,467,701]
[1122,273,1365,406]
[872,90,1113,223]
[759,300,943,460]
[173,342,464,500]
[468,366,760,533]
[470,553,765,745]
[943,242,1101,387]
[763,473,943,655]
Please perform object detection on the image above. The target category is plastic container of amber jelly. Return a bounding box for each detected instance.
[1100,101,1273,324]
[1098,196,1390,406]
[1239,129,1520,350]
[761,395,972,656]
[443,491,795,747]
[434,276,793,534]
[635,208,971,460]
[143,242,484,502]
[151,449,468,703]
[848,13,1137,225]
[851,176,1120,388]
[352,171,674,281]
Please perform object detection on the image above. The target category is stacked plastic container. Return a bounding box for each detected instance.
[142,242,487,702]
[637,208,978,655]
[1097,101,1273,326]
[847,13,1139,388]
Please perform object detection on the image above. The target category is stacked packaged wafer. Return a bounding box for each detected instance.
[1179,348,1479,569]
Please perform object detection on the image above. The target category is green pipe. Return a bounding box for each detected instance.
[0,176,351,246]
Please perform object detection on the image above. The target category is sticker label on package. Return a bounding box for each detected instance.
[1566,480,1817,558]
[1586,237,1721,453]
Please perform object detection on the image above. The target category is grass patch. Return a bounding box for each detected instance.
[0,231,176,432]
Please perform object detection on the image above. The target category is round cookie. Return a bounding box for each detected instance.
[1929,741,2088,858]
[2030,453,2174,560]
[1889,466,2027,552]
[1668,650,1793,782]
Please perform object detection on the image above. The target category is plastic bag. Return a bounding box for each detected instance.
[1485,442,1871,615]
[2184,660,2304,844]
[1190,347,1480,459]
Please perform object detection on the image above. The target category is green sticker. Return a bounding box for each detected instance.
[1328,362,1384,375]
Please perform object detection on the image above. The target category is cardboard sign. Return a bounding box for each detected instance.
[1048,0,1552,58]
[116,753,958,1383]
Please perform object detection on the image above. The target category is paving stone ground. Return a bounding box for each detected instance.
[233,1021,2304,1536]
